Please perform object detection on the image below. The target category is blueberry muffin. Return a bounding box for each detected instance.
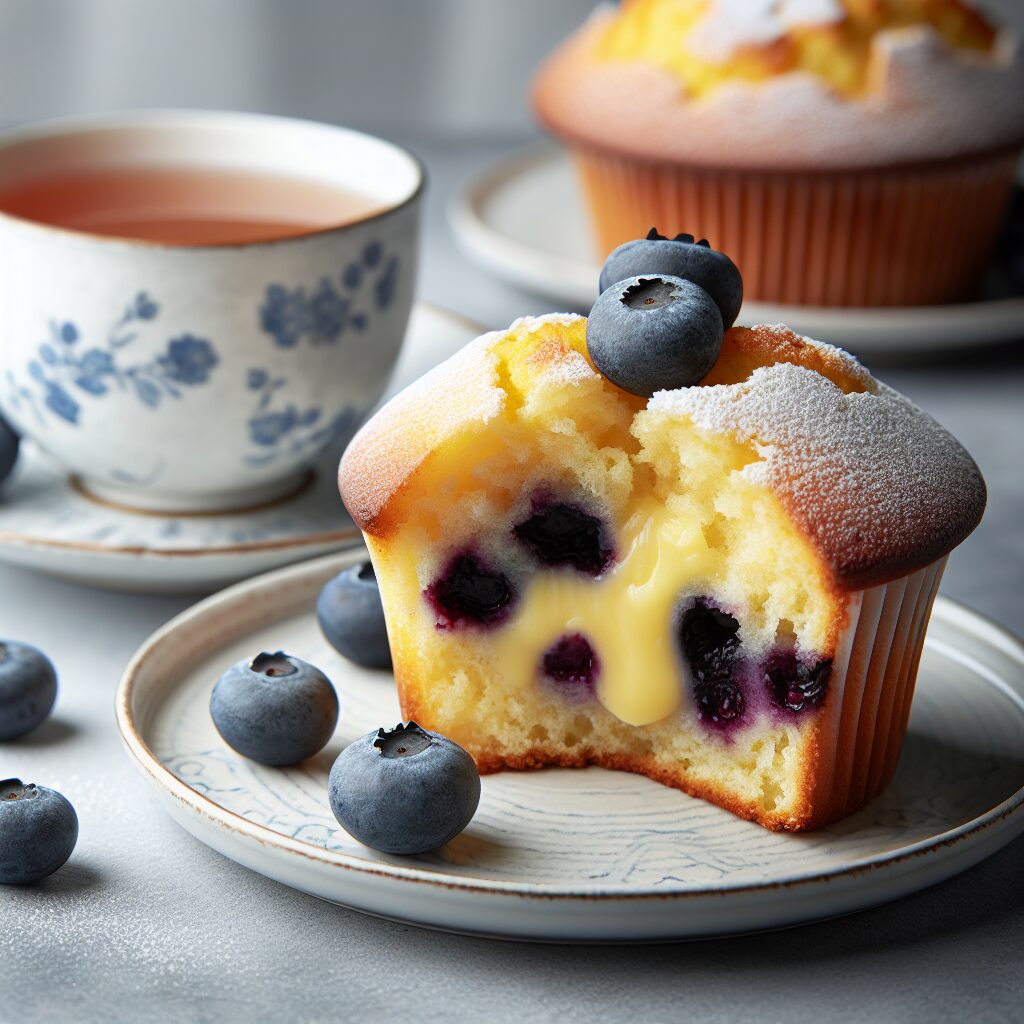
[338,286,984,829]
[532,0,1024,307]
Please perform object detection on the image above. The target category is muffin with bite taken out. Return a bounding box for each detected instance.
[338,233,985,830]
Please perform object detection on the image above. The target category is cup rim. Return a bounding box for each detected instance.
[0,108,426,251]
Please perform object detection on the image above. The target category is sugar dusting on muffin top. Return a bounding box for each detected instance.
[650,323,985,588]
[688,0,846,63]
[598,0,997,97]
[533,0,1023,167]
[340,315,985,591]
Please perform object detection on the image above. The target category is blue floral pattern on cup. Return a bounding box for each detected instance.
[243,368,358,468]
[259,241,398,349]
[4,241,397,476]
[5,292,219,427]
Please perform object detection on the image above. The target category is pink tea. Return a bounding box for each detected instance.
[0,165,384,245]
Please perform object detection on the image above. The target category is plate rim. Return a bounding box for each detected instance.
[116,549,1024,903]
[0,517,362,561]
[450,142,1024,352]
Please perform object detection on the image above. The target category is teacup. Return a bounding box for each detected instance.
[0,110,422,512]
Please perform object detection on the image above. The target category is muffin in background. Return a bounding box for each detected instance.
[533,0,1024,307]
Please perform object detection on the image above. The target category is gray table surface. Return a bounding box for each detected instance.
[3,138,1022,1024]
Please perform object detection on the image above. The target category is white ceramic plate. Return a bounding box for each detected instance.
[0,303,483,593]
[451,145,1024,359]
[117,549,1024,942]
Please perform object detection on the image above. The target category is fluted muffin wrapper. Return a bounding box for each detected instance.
[571,147,1018,307]
[810,555,948,824]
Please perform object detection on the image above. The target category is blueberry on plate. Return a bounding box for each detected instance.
[0,640,58,742]
[210,651,339,766]
[328,722,480,855]
[317,561,392,670]
[0,414,18,487]
[0,779,78,885]
[599,229,744,329]
[587,274,724,397]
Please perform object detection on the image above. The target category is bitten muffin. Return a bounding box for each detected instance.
[338,315,985,831]
[532,0,1024,307]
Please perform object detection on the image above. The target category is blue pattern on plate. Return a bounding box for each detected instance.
[5,292,219,427]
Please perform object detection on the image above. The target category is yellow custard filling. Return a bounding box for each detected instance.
[596,0,996,98]
[489,500,713,726]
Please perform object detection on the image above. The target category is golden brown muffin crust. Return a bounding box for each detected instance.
[531,10,1024,170]
[339,318,985,592]
[338,330,506,536]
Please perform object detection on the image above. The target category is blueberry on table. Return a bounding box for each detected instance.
[317,561,392,670]
[0,414,18,486]
[328,722,481,855]
[210,651,338,766]
[0,641,58,741]
[587,274,724,397]
[0,779,78,885]
[599,229,744,329]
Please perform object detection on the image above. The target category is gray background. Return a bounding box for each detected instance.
[1,0,1022,135]
[1,3,1023,1023]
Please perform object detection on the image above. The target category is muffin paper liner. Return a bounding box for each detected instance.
[815,556,948,823]
[573,149,1018,307]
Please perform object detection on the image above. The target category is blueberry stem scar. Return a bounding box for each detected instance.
[248,651,297,677]
[2,779,33,801]
[374,722,432,758]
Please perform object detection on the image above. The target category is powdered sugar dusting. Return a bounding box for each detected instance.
[344,315,984,585]
[761,323,874,389]
[535,13,1024,168]
[690,0,844,62]
[510,312,585,331]
[537,345,596,388]
[650,359,985,586]
[515,314,594,385]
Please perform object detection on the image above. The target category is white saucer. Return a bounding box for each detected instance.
[451,145,1024,359]
[117,549,1024,942]
[0,303,483,593]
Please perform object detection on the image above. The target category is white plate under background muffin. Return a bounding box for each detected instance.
[451,146,1024,359]
[117,548,1024,942]
[0,303,481,593]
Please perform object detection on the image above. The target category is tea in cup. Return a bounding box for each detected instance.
[0,110,423,512]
